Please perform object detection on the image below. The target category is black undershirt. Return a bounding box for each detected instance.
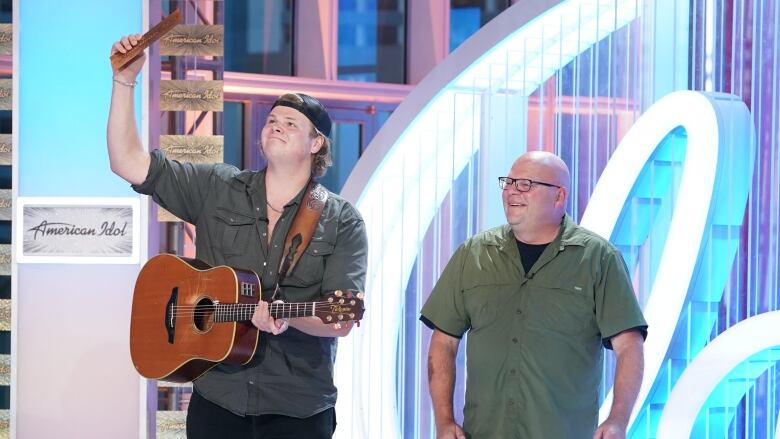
[516,239,550,273]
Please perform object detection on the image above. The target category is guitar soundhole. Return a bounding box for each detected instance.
[193,298,215,332]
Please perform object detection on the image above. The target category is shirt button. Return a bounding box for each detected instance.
[256,207,260,211]
[516,309,522,315]
[274,244,278,248]
[512,337,518,343]
[313,249,318,254]
[262,232,267,237]
[249,380,254,385]
[263,262,267,267]
[510,369,516,375]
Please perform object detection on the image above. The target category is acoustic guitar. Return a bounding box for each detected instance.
[129,253,365,383]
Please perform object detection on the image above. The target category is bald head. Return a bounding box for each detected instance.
[502,151,570,242]
[512,151,570,190]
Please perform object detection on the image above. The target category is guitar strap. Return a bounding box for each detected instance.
[270,178,329,300]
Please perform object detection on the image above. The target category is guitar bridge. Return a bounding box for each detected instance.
[165,287,178,344]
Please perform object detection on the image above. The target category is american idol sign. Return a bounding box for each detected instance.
[18,197,140,264]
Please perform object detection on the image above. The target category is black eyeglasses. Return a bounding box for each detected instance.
[498,177,560,192]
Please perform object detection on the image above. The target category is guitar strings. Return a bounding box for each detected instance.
[167,302,358,318]
[169,303,351,310]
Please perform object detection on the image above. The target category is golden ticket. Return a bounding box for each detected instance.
[0,189,10,221]
[0,79,11,110]
[160,80,223,112]
[158,135,223,222]
[160,135,223,164]
[0,24,11,56]
[0,134,10,166]
[161,25,223,57]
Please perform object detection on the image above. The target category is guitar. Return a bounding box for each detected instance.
[129,253,365,383]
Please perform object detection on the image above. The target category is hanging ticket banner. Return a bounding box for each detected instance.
[161,25,223,57]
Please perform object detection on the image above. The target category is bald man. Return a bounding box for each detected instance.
[421,151,647,439]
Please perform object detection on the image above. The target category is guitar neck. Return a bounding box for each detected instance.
[213,302,318,323]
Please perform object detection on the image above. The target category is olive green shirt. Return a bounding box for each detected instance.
[421,215,647,438]
[132,149,368,418]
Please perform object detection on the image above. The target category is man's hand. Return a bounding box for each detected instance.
[251,301,289,335]
[436,421,466,439]
[110,34,146,81]
[593,419,625,439]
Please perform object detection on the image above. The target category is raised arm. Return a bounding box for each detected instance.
[428,329,466,439]
[107,34,151,185]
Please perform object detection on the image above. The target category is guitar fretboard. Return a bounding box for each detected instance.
[212,302,318,323]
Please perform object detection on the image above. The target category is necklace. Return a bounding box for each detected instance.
[266,201,283,214]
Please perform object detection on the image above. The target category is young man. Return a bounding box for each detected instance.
[108,34,367,439]
[421,151,647,439]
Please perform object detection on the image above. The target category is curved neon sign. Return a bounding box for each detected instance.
[582,91,757,433]
[337,1,640,437]
[656,311,780,437]
[336,0,771,436]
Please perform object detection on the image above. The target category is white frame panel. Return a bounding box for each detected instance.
[15,197,141,265]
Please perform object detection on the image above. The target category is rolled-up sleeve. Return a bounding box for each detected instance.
[131,149,218,224]
[322,204,368,294]
[596,248,648,348]
[419,245,470,338]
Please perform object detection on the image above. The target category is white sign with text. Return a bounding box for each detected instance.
[17,197,140,264]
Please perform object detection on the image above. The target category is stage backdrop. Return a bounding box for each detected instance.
[338,0,780,438]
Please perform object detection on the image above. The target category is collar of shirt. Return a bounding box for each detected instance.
[233,168,307,219]
[491,215,586,253]
[482,215,588,276]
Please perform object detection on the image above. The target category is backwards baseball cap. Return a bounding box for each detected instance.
[271,93,332,138]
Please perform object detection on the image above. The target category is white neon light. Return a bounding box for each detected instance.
[337,1,641,437]
[655,311,780,438]
[704,0,715,91]
[582,91,753,427]
[776,409,780,438]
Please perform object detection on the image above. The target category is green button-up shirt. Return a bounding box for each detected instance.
[421,215,647,438]
[133,150,368,418]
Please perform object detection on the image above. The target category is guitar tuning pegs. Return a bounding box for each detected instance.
[357,292,365,299]
[349,313,355,319]
[350,299,356,305]
[326,315,333,322]
[335,290,343,297]
[334,322,342,330]
[337,314,344,320]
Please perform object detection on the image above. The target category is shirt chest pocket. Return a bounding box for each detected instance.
[213,207,257,256]
[283,240,334,288]
[462,283,516,331]
[523,280,596,336]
